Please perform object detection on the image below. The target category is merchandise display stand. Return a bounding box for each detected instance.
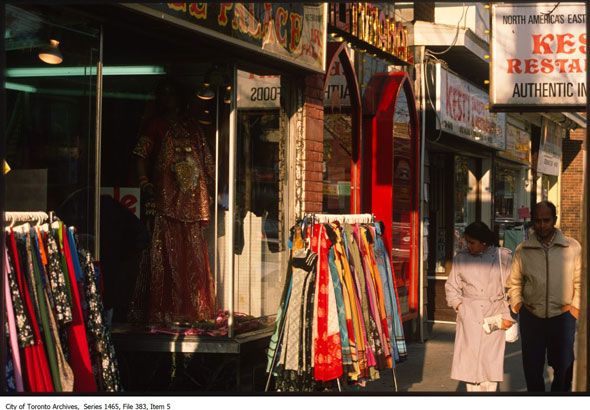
[266,213,403,393]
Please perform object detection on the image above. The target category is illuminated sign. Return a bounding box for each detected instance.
[328,3,409,65]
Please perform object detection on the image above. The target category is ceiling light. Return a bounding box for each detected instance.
[38,39,63,65]
[197,82,215,100]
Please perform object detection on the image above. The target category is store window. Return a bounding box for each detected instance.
[391,85,414,316]
[323,52,353,213]
[453,156,477,253]
[232,69,288,326]
[494,166,518,220]
[5,4,99,239]
[94,19,289,336]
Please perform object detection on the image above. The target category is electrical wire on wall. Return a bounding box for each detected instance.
[423,51,448,143]
[426,3,468,56]
[417,3,469,143]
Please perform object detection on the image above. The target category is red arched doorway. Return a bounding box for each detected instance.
[362,71,421,322]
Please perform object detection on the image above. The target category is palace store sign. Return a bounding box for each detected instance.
[491,2,586,110]
[131,3,327,72]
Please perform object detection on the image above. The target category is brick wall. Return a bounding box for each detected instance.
[302,74,324,213]
[560,128,585,243]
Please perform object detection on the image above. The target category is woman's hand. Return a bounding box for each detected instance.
[501,319,515,330]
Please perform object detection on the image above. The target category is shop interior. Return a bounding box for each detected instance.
[5,4,289,339]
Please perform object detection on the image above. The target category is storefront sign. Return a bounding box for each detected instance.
[237,70,280,109]
[499,123,531,165]
[324,59,351,109]
[101,187,141,218]
[328,3,409,65]
[537,118,564,176]
[135,3,326,72]
[491,3,586,110]
[435,64,506,149]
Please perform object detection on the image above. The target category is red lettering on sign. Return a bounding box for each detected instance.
[120,195,138,215]
[532,32,586,54]
[168,3,186,12]
[218,3,233,26]
[188,3,206,20]
[507,58,522,73]
[524,58,539,73]
[532,33,554,54]
[275,7,288,47]
[290,13,302,51]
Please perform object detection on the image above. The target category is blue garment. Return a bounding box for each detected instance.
[373,222,407,362]
[328,247,352,366]
[67,228,85,282]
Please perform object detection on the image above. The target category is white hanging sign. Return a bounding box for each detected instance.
[491,2,586,110]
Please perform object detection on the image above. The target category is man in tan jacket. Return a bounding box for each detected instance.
[507,201,581,392]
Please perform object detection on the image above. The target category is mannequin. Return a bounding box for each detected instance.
[132,80,215,325]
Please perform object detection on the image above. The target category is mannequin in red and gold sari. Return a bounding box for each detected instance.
[132,81,215,325]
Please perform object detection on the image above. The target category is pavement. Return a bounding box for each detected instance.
[347,322,552,393]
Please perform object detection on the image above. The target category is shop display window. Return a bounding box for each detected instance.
[494,166,519,220]
[4,4,99,241]
[453,156,477,254]
[231,69,288,329]
[323,54,353,213]
[5,5,291,340]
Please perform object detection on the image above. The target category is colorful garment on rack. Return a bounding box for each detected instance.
[46,233,73,324]
[79,249,121,392]
[274,248,322,392]
[4,218,120,393]
[8,230,54,392]
[268,218,407,391]
[4,252,24,392]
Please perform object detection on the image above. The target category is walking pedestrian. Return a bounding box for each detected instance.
[507,200,581,392]
[445,221,515,392]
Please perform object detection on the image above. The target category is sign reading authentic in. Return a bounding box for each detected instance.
[131,3,326,72]
[491,3,586,110]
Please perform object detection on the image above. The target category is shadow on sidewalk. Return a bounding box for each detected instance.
[360,322,532,393]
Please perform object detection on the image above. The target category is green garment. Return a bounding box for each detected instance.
[27,231,62,392]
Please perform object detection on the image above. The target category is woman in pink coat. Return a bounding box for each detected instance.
[445,222,515,392]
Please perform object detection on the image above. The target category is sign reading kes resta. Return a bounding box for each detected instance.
[491,3,586,110]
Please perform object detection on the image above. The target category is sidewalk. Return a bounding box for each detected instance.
[357,322,531,393]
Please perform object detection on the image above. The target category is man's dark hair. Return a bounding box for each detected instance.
[464,221,498,246]
[533,200,557,219]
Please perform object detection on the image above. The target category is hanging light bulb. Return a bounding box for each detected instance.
[198,109,212,125]
[38,39,63,65]
[223,84,232,104]
[197,81,215,100]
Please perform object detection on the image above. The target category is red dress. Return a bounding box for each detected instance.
[133,115,215,323]
[8,231,53,392]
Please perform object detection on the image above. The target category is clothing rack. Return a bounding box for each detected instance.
[308,213,375,224]
[5,211,50,227]
[266,214,402,392]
